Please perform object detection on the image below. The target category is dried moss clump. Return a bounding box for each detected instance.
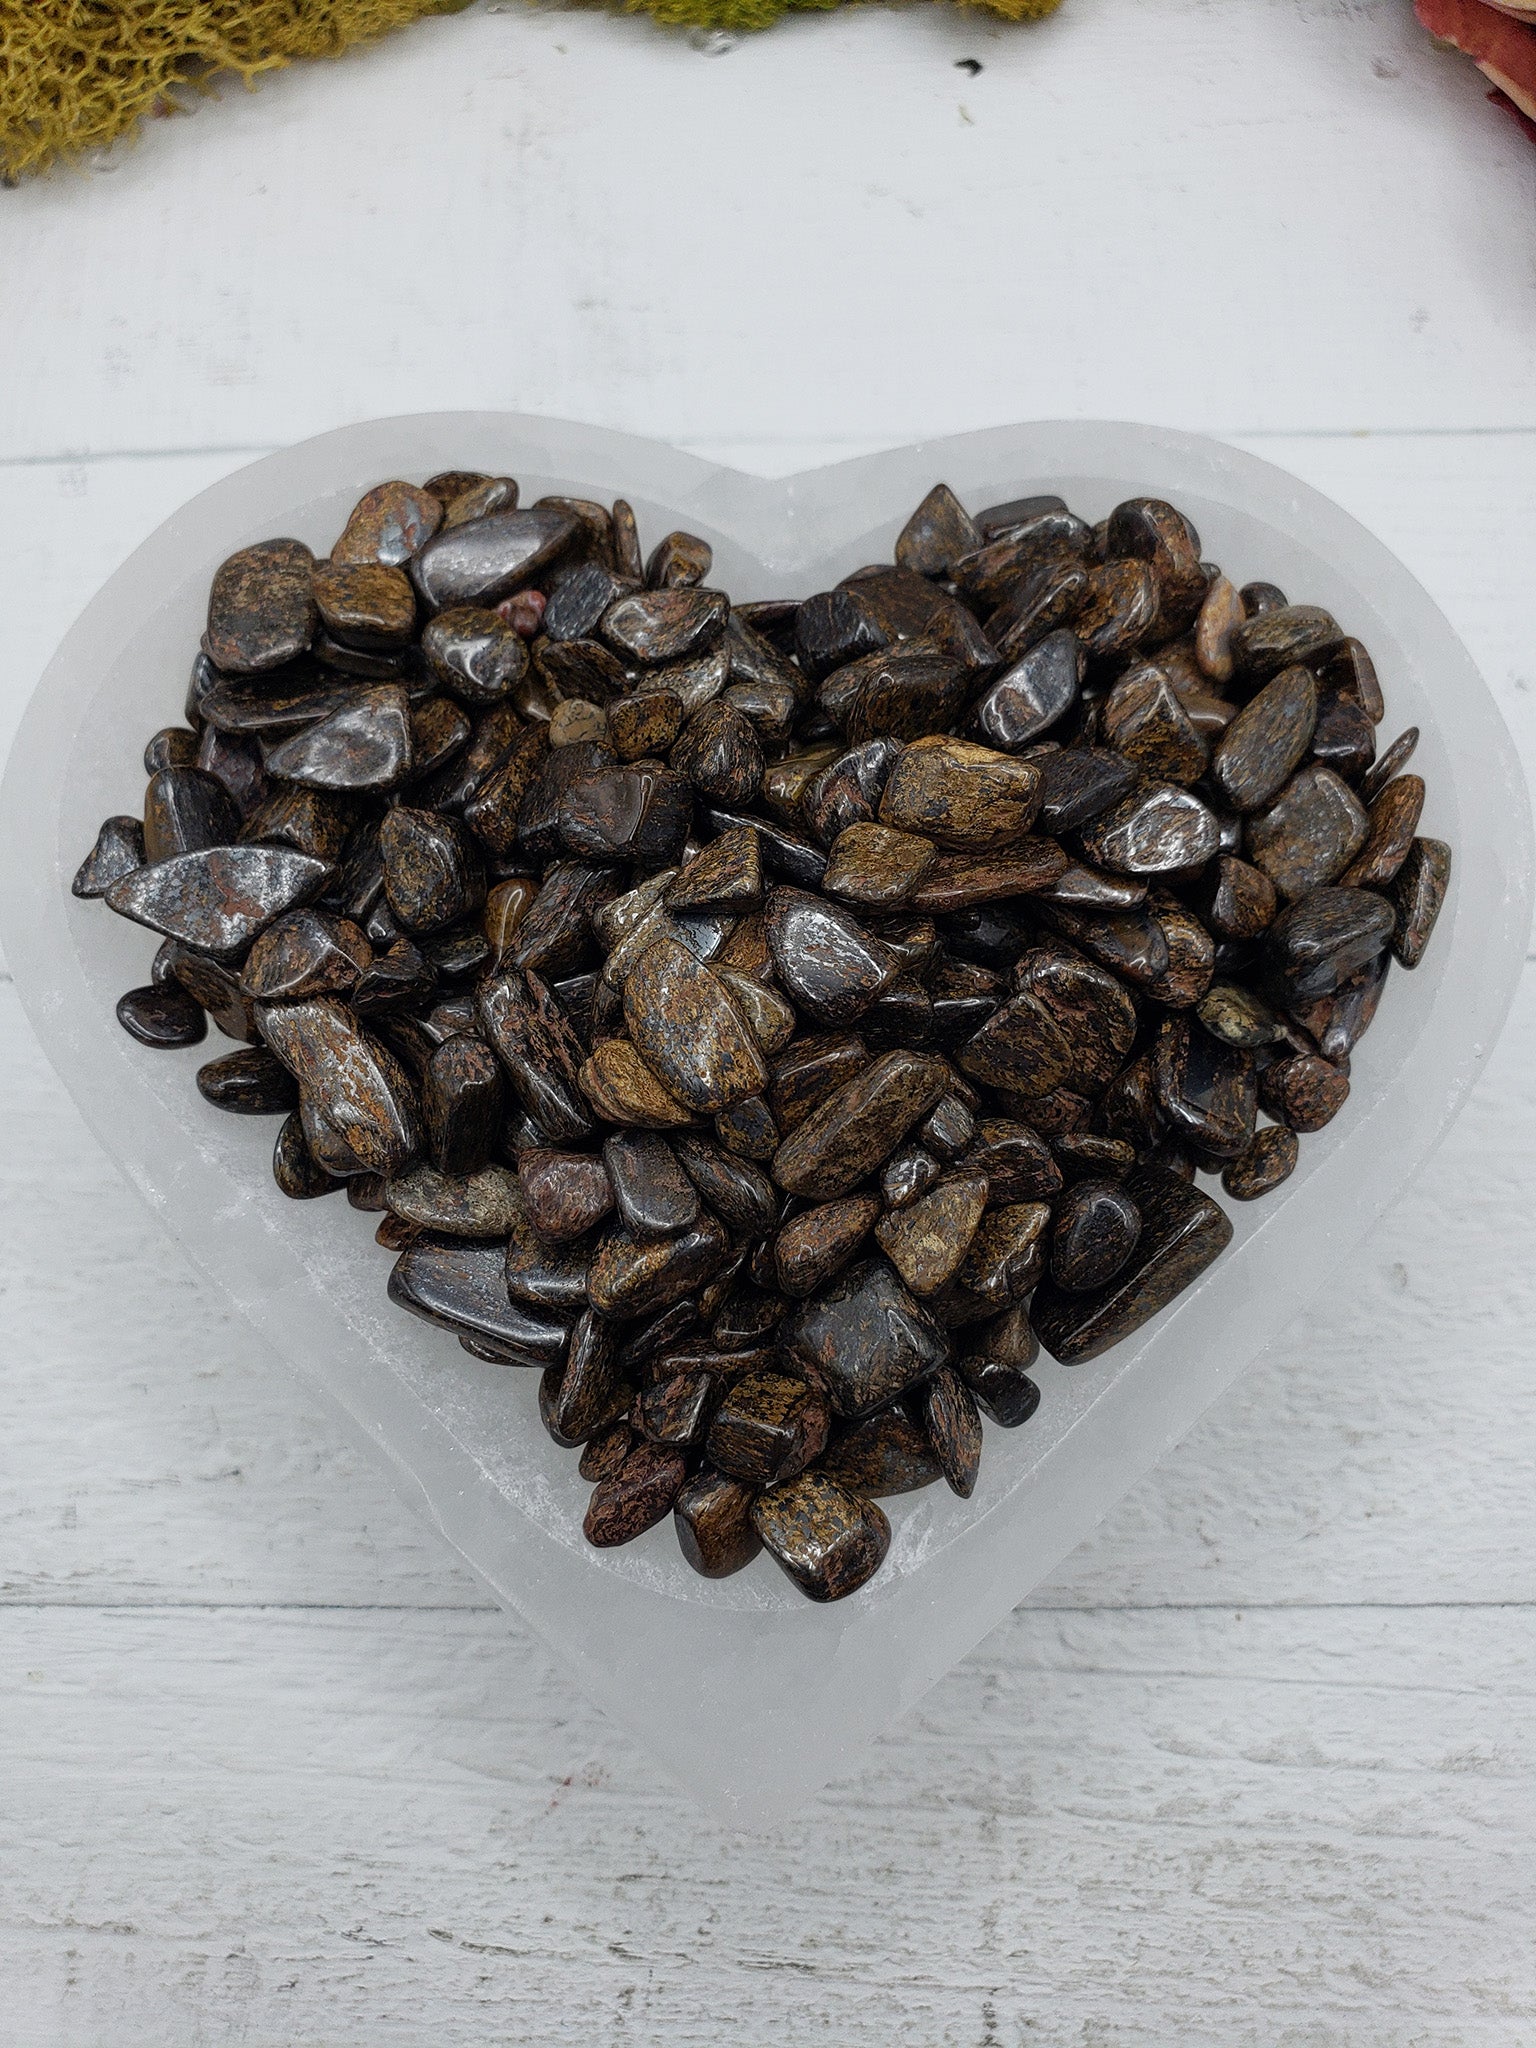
[1,0,1065,184]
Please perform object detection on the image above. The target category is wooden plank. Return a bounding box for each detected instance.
[0,0,1533,465]
[1,1604,1530,2045]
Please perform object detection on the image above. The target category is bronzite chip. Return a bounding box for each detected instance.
[78,473,1451,1603]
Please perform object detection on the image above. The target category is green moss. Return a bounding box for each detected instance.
[0,0,1065,183]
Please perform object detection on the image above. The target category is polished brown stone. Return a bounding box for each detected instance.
[1078,785,1221,875]
[196,1045,301,1115]
[1263,886,1396,1002]
[957,1349,1041,1429]
[1230,603,1344,681]
[332,482,443,568]
[970,628,1083,749]
[388,1237,571,1362]
[507,860,624,980]
[1319,637,1385,724]
[1049,1178,1142,1292]
[378,805,485,934]
[579,1037,698,1128]
[105,844,331,959]
[751,1471,891,1602]
[256,996,420,1173]
[1034,747,1138,835]
[519,1147,613,1243]
[935,1200,1050,1324]
[1258,1052,1350,1133]
[1340,774,1425,889]
[1030,1165,1234,1364]
[1100,670,1208,783]
[478,965,593,1145]
[421,1034,503,1177]
[578,1420,633,1484]
[913,1365,983,1498]
[775,1195,881,1298]
[963,1118,1062,1203]
[1222,1124,1299,1200]
[820,1409,943,1497]
[771,1048,949,1199]
[602,587,729,665]
[583,1442,690,1547]
[1013,944,1139,1093]
[1391,837,1451,969]
[673,1470,763,1577]
[706,1370,829,1486]
[74,815,146,898]
[765,886,900,1027]
[602,1129,700,1238]
[482,876,539,957]
[1075,558,1160,661]
[669,699,764,806]
[1196,980,1282,1049]
[1210,664,1318,813]
[205,539,317,674]
[666,826,763,915]
[422,606,528,705]
[1194,572,1244,684]
[1360,727,1419,805]
[240,909,370,1002]
[908,841,1067,912]
[821,822,937,910]
[608,689,685,762]
[142,768,239,865]
[714,1089,780,1162]
[1197,854,1277,941]
[261,684,413,793]
[895,482,981,577]
[622,935,768,1113]
[1105,498,1207,634]
[780,1256,948,1418]
[587,1214,731,1318]
[540,1308,624,1444]
[557,762,693,867]
[954,982,1073,1099]
[879,735,1042,850]
[411,505,577,612]
[312,561,416,650]
[1153,1014,1257,1159]
[115,982,208,1049]
[272,1110,340,1198]
[1310,693,1378,783]
[874,1169,988,1297]
[1246,764,1368,901]
[383,1162,521,1238]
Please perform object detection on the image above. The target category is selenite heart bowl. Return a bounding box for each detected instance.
[2,415,1528,1823]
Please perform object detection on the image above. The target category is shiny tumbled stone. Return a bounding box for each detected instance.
[557,763,692,867]
[765,886,900,1028]
[821,822,937,909]
[1222,1124,1299,1200]
[1100,670,1208,784]
[1258,1053,1350,1133]
[1078,785,1221,876]
[502,1192,593,1308]
[714,1093,779,1160]
[196,1045,300,1115]
[1196,980,1282,1048]
[272,1110,340,1198]
[204,539,317,673]
[1246,764,1368,901]
[579,1038,697,1128]
[1153,1014,1257,1159]
[1194,572,1244,684]
[312,561,416,650]
[1049,1179,1142,1292]
[963,1118,1062,1202]
[913,1365,983,1498]
[143,768,240,863]
[383,1163,521,1238]
[256,996,420,1173]
[1360,727,1419,805]
[622,935,768,1113]
[602,588,729,665]
[669,700,764,806]
[1030,1165,1234,1364]
[774,1194,882,1298]
[874,1169,988,1297]
[673,1471,763,1577]
[771,1047,948,1199]
[1262,886,1396,1002]
[1034,747,1138,835]
[879,735,1041,850]
[895,483,981,577]
[751,1471,891,1602]
[705,1370,829,1486]
[74,815,146,898]
[673,1136,780,1240]
[1310,692,1377,783]
[1209,664,1318,813]
[262,684,413,792]
[240,909,371,1002]
[1391,838,1451,969]
[105,844,330,959]
[583,1443,691,1547]
[780,1256,948,1418]
[666,826,763,914]
[602,1130,700,1238]
[908,841,1067,913]
[1197,854,1277,940]
[422,607,528,705]
[389,1237,570,1361]
[420,1034,503,1176]
[379,806,486,934]
[1230,603,1344,681]
[1340,774,1425,889]
[936,1201,1051,1324]
[958,1351,1041,1428]
[410,505,577,612]
[541,1308,623,1444]
[820,1409,943,1497]
[587,1215,731,1318]
[332,481,443,568]
[519,1147,614,1243]
[609,689,685,762]
[115,983,208,1049]
[971,628,1083,749]
[478,965,593,1145]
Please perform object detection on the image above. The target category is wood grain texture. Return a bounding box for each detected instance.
[4,0,1536,2034]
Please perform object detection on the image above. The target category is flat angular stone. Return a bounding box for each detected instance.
[420,1035,503,1176]
[540,1309,623,1444]
[1258,1052,1350,1133]
[1222,1124,1300,1200]
[1101,670,1207,783]
[669,700,764,806]
[909,841,1067,912]
[332,481,443,568]
[579,1038,697,1128]
[1075,558,1159,661]
[955,987,1074,1098]
[408,696,472,782]
[602,1130,700,1238]
[1153,1015,1256,1159]
[780,1256,948,1418]
[537,637,629,707]
[666,826,763,914]
[1031,1165,1232,1364]
[622,936,768,1113]
[821,822,937,909]
[205,539,317,674]
[1195,572,1244,684]
[820,1410,943,1497]
[74,815,146,898]
[558,763,693,867]
[875,1169,988,1297]
[143,767,240,863]
[422,607,528,705]
[1391,837,1451,969]
[502,1192,593,1308]
[262,684,413,792]
[920,1094,976,1158]
[963,1118,1062,1202]
[378,806,485,934]
[1230,603,1344,681]
[312,561,416,650]
[478,965,592,1145]
[410,505,578,612]
[507,860,623,979]
[1209,664,1317,813]
[583,1443,691,1547]
[519,1147,613,1243]
[914,1366,983,1498]
[196,1045,300,1115]
[1311,687,1377,781]
[672,1136,779,1240]
[1035,747,1138,835]
[986,550,1091,661]
[775,1194,881,1298]
[384,1163,521,1238]
[257,997,420,1173]
[388,1237,570,1361]
[752,1472,891,1603]
[115,983,207,1049]
[1262,886,1396,1003]
[958,1350,1041,1429]
[1246,764,1368,901]
[1013,945,1139,1093]
[1361,727,1419,805]
[704,806,828,889]
[766,1034,869,1133]
[878,735,1042,850]
[1196,980,1282,1049]
[1078,785,1221,875]
[1197,854,1277,940]
[609,689,685,762]
[198,672,356,737]
[706,1371,829,1486]
[838,650,973,746]
[771,1048,949,1199]
[673,1471,763,1577]
[765,887,900,1026]
[602,588,729,665]
[1049,1179,1142,1292]
[970,627,1084,750]
[105,844,330,959]
[895,483,981,577]
[587,1215,731,1319]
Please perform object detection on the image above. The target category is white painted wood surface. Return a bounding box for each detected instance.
[2,1,1535,2040]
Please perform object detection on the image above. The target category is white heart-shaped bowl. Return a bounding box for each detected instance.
[2,415,1528,1823]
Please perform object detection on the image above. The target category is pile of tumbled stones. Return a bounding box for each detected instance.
[74,474,1451,1602]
